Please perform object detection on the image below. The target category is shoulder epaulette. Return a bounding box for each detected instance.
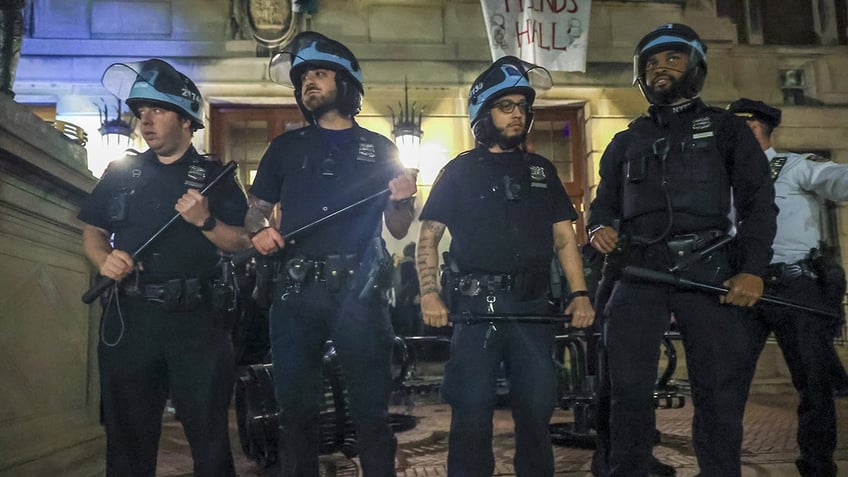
[200,153,224,165]
[453,149,478,161]
[803,153,829,163]
[704,104,727,114]
[101,149,141,176]
[770,155,788,182]
[628,114,651,128]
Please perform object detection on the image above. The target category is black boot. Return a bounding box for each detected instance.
[590,448,608,476]
[648,455,676,476]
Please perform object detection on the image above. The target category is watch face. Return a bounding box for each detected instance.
[201,216,216,231]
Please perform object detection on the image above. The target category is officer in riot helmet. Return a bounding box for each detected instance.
[268,30,364,124]
[246,31,416,476]
[466,55,546,150]
[417,55,594,477]
[79,58,250,476]
[587,24,777,477]
[730,97,848,477]
[632,23,707,107]
[121,58,206,131]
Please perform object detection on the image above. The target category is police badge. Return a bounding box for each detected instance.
[356,140,377,162]
[185,164,208,189]
[529,165,548,189]
[529,165,546,181]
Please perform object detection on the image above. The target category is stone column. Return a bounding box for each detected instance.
[0,0,25,98]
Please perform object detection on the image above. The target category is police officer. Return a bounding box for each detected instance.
[417,56,595,477]
[79,59,249,477]
[245,31,416,476]
[729,98,848,477]
[587,25,777,477]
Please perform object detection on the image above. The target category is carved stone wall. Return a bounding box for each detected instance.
[0,95,104,476]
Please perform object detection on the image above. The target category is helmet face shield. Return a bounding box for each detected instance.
[467,56,552,127]
[269,52,295,87]
[468,56,553,149]
[269,31,363,93]
[102,59,204,129]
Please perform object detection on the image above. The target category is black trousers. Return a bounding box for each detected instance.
[755,276,840,477]
[269,280,397,477]
[602,281,761,477]
[442,294,558,477]
[98,297,236,477]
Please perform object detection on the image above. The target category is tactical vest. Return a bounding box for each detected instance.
[105,149,224,229]
[620,112,731,224]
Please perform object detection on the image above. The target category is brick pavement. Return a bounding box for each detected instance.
[157,387,848,476]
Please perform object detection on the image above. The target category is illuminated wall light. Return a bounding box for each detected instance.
[87,98,138,177]
[388,77,424,173]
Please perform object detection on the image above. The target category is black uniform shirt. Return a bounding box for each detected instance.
[78,146,248,282]
[420,147,577,274]
[250,123,403,258]
[587,98,776,276]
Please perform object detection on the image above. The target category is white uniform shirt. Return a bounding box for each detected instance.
[768,147,848,264]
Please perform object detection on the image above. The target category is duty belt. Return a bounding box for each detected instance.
[766,261,819,283]
[120,277,207,312]
[276,253,360,296]
[283,254,358,283]
[454,271,548,299]
[456,273,514,297]
[121,278,206,299]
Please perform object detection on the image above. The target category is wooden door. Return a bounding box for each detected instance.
[208,105,306,187]
[525,106,588,244]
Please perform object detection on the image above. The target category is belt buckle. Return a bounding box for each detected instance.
[783,263,803,280]
[286,257,312,282]
[458,277,481,296]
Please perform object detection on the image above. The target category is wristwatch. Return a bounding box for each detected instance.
[199,215,217,232]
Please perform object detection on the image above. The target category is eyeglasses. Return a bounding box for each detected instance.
[491,99,530,115]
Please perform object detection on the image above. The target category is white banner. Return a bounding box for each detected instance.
[480,0,592,72]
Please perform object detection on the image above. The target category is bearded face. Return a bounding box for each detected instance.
[489,93,529,151]
[643,49,691,105]
[300,68,340,115]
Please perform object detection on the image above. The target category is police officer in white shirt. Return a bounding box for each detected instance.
[729,98,848,477]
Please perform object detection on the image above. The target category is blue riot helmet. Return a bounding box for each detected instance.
[102,58,205,130]
[269,31,364,123]
[468,56,552,149]
[633,23,707,105]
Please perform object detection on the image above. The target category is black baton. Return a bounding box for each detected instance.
[81,161,238,304]
[623,265,841,319]
[449,312,573,325]
[232,187,392,265]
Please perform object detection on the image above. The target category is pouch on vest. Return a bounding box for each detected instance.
[163,279,183,312]
[182,278,203,312]
[810,247,847,319]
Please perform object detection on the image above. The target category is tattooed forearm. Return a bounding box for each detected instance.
[417,220,446,296]
[245,194,275,235]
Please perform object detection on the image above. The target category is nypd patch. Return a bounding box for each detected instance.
[692,117,711,130]
[529,165,546,181]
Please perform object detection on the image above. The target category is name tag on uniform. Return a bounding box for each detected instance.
[692,131,714,140]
